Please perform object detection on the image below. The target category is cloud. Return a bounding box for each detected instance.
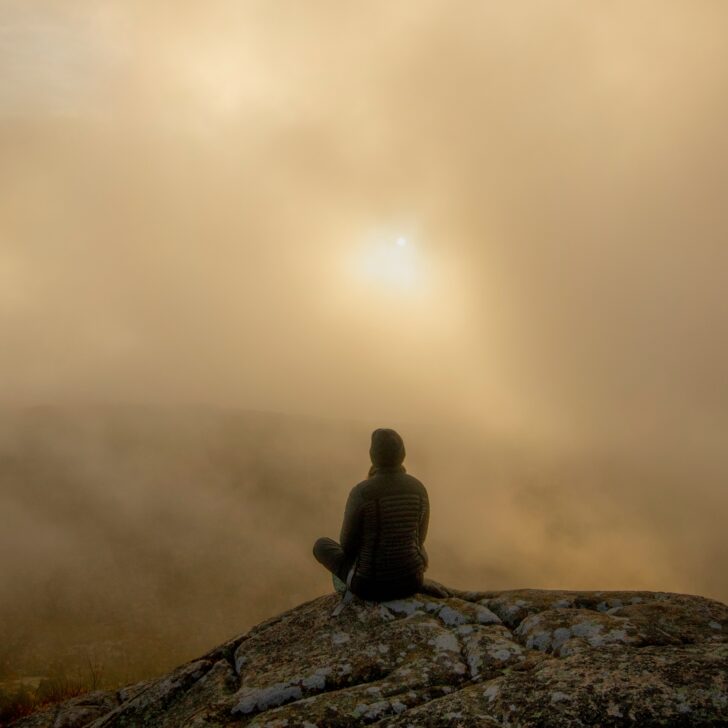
[0,5,726,678]
[1,1,726,443]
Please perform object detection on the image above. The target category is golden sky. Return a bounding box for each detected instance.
[2,4,728,648]
[1,0,727,449]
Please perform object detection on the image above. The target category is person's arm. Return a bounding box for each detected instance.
[418,490,430,568]
[339,485,364,558]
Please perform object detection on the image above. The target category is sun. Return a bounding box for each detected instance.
[355,235,421,292]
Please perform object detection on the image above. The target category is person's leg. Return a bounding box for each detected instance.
[313,537,350,583]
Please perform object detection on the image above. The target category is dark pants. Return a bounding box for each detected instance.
[313,537,352,584]
[312,536,423,601]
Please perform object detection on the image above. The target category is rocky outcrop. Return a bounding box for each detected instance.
[11,588,728,727]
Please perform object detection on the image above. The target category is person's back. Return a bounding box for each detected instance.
[313,428,429,601]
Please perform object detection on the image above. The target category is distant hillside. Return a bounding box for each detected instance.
[0,405,372,687]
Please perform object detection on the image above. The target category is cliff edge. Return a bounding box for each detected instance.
[12,587,728,727]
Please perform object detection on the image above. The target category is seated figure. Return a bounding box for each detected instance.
[313,428,429,601]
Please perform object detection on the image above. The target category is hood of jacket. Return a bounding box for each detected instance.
[369,428,406,471]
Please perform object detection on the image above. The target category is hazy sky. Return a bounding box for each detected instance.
[1,7,728,675]
[2,0,727,449]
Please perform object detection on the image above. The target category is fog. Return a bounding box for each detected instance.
[1,0,727,688]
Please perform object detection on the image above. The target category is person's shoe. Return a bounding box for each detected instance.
[419,578,449,598]
[332,574,347,595]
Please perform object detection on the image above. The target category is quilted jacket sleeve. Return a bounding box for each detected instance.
[418,488,430,568]
[339,484,364,558]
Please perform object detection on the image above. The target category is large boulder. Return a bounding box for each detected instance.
[11,589,728,727]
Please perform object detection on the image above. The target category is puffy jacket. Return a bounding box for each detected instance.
[340,429,429,600]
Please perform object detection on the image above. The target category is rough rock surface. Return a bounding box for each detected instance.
[11,588,728,727]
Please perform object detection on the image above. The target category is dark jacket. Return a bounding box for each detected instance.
[340,464,430,601]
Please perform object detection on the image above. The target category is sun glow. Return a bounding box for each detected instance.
[326,229,463,337]
[322,231,469,355]
[355,235,421,292]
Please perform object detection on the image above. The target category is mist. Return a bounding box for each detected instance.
[1,0,727,691]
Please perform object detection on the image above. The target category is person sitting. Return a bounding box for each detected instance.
[313,428,430,602]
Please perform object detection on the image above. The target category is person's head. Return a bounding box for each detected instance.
[369,428,406,468]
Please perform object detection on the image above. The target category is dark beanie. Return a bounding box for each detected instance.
[369,428,406,467]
